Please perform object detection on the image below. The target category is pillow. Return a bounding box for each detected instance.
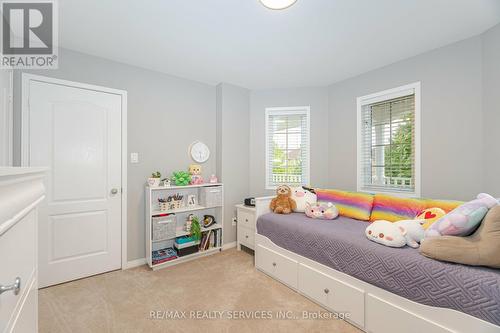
[305,202,339,220]
[425,193,499,237]
[291,186,317,212]
[315,189,374,221]
[370,194,427,222]
[416,207,446,230]
[422,199,463,213]
[420,205,500,268]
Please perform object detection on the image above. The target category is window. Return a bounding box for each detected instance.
[357,83,421,196]
[265,106,310,189]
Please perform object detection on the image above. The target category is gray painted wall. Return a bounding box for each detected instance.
[249,87,330,197]
[327,37,483,201]
[216,83,250,243]
[482,24,500,197]
[13,48,217,261]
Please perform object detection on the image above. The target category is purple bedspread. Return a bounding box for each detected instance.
[257,213,500,326]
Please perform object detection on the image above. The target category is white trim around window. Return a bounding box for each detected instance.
[356,82,421,197]
[265,106,311,190]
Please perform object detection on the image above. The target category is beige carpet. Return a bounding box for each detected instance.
[39,248,362,333]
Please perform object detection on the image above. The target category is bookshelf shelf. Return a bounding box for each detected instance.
[151,247,222,271]
[145,183,224,270]
[151,204,222,216]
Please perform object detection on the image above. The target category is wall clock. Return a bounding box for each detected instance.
[189,141,210,163]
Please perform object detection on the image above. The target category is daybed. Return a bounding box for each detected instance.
[254,197,500,333]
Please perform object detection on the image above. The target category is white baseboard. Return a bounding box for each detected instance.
[222,241,237,250]
[124,257,147,269]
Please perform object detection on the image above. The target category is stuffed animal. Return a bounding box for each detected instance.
[305,202,339,220]
[291,186,317,212]
[189,164,204,185]
[172,171,191,186]
[366,219,425,248]
[425,193,499,237]
[416,207,446,230]
[270,185,296,214]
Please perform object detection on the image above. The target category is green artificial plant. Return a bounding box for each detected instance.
[190,216,202,241]
[151,171,161,178]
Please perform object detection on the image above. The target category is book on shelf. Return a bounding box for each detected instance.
[152,247,177,265]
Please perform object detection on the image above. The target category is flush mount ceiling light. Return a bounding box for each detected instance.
[260,0,297,10]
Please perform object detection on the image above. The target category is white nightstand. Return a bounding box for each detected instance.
[236,204,256,250]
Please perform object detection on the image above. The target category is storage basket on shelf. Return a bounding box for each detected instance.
[152,214,176,241]
[200,186,222,207]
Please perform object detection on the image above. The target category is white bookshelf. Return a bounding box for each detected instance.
[145,183,224,270]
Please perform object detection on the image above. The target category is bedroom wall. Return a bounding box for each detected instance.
[249,86,330,197]
[12,48,217,262]
[482,23,500,197]
[327,36,484,201]
[216,83,250,244]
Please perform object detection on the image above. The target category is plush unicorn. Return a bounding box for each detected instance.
[291,186,317,212]
[305,202,339,220]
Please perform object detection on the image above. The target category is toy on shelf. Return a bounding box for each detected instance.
[148,171,162,187]
[209,174,218,183]
[189,164,204,185]
[203,215,216,227]
[161,178,171,187]
[172,171,191,186]
[185,214,194,232]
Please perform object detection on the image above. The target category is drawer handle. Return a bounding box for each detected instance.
[245,235,249,239]
[272,262,277,267]
[324,288,330,294]
[245,219,248,222]
[0,277,21,296]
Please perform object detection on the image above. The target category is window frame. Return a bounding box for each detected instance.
[356,82,421,197]
[265,106,311,190]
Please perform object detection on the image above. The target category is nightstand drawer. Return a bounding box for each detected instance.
[237,225,254,249]
[237,210,255,229]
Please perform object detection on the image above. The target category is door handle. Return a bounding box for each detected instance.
[111,188,119,195]
[0,277,21,295]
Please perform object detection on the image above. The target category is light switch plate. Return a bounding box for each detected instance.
[130,152,139,164]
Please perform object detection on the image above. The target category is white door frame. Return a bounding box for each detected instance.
[21,73,128,270]
[1,69,13,166]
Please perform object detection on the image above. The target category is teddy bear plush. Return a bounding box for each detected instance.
[270,185,297,214]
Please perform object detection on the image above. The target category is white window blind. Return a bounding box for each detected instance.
[265,107,310,189]
[358,83,420,195]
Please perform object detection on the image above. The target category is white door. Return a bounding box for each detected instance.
[24,77,124,288]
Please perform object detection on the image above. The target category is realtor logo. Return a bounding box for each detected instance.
[0,0,58,68]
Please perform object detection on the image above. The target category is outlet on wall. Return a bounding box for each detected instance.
[130,152,139,164]
[232,217,237,226]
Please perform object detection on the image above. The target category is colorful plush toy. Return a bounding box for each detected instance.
[416,207,446,230]
[291,186,317,212]
[425,193,499,237]
[269,185,296,214]
[188,164,204,185]
[366,219,425,248]
[171,171,191,186]
[305,202,339,220]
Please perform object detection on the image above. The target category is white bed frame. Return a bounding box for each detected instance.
[254,197,499,333]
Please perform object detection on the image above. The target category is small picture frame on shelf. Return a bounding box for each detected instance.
[187,194,197,207]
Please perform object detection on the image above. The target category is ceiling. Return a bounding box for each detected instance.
[59,0,500,89]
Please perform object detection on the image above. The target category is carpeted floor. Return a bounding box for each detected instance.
[39,248,362,333]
